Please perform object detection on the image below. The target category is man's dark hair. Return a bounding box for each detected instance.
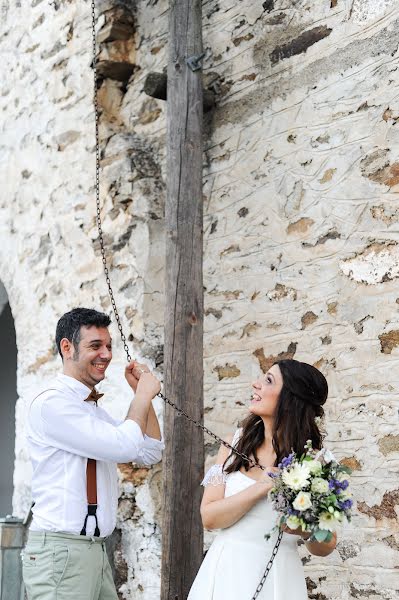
[56,308,111,359]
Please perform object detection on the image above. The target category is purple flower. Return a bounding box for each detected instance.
[279,452,295,469]
[273,494,287,511]
[330,478,349,493]
[338,499,353,510]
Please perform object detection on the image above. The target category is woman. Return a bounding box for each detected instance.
[188,359,337,600]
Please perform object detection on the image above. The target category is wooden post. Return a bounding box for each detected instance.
[161,0,204,599]
[144,72,215,111]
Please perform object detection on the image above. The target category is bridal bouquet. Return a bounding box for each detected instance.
[266,441,353,543]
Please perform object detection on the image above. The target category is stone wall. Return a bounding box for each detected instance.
[0,0,398,598]
[201,1,399,598]
[0,0,166,596]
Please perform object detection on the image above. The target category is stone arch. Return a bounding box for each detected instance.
[0,280,17,516]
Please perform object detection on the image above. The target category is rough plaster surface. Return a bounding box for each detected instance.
[0,0,398,598]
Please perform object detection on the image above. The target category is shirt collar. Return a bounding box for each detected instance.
[57,373,93,401]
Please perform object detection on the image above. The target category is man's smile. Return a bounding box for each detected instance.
[92,362,109,373]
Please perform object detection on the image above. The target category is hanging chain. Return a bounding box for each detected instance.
[89,0,266,474]
[91,0,132,364]
[90,3,282,595]
[252,530,283,598]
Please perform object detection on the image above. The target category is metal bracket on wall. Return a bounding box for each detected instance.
[186,53,206,72]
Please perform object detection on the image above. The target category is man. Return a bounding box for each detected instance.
[23,307,164,600]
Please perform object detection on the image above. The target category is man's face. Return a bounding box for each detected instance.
[62,325,112,388]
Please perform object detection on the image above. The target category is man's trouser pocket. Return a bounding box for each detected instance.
[22,531,117,600]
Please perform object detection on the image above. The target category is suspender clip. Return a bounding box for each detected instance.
[87,504,98,516]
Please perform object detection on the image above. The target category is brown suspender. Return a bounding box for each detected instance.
[80,457,100,537]
[86,458,98,505]
[80,388,104,537]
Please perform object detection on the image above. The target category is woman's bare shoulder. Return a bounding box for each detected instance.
[215,429,241,464]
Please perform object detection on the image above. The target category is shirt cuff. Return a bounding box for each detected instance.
[143,434,165,450]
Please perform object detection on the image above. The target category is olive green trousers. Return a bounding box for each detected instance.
[23,531,118,600]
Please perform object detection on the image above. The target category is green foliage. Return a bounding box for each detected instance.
[314,529,332,543]
[339,465,352,475]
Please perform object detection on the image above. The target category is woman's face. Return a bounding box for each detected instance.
[250,364,283,417]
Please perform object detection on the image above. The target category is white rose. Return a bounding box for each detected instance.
[293,491,312,512]
[307,459,322,475]
[282,463,311,490]
[311,477,329,494]
[337,471,350,483]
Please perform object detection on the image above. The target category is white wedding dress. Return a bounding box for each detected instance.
[188,431,308,600]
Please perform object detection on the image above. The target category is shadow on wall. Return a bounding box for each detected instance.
[0,296,17,517]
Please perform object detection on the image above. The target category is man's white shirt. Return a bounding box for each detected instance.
[27,374,164,537]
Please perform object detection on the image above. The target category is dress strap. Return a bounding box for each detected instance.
[224,427,243,468]
[231,427,242,449]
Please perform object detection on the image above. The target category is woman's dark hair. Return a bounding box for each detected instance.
[56,307,111,359]
[225,359,328,471]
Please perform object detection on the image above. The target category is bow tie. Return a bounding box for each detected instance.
[85,388,104,404]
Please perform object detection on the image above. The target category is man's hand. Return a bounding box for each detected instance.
[136,372,161,399]
[125,361,149,392]
[125,361,161,398]
[125,362,161,435]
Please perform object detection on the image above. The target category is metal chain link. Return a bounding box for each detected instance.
[252,530,284,599]
[90,3,282,596]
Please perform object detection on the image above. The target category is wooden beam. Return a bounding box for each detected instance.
[144,71,216,112]
[161,0,204,599]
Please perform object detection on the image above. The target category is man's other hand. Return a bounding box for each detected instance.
[125,360,146,391]
[136,372,161,399]
[125,361,161,399]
